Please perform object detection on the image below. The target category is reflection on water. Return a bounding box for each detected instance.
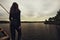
[0,23,60,40]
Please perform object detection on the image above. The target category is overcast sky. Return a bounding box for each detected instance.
[0,0,60,21]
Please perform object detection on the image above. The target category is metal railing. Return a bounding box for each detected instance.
[0,4,9,14]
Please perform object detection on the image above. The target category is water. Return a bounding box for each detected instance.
[0,23,59,40]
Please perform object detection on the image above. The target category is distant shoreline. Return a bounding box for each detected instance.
[0,21,44,23]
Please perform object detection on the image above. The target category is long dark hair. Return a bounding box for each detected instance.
[10,2,19,13]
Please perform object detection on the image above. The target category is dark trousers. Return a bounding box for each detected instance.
[10,24,21,40]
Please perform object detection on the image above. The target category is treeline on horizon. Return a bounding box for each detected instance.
[44,9,60,25]
[0,21,44,23]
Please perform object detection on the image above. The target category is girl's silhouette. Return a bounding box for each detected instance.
[9,2,21,40]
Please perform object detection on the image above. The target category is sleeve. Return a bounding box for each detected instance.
[9,13,11,21]
[9,10,13,21]
[18,10,20,21]
[19,10,21,20]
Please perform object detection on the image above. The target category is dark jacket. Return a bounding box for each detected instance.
[9,9,21,27]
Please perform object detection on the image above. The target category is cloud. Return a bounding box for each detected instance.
[21,0,59,13]
[0,0,60,21]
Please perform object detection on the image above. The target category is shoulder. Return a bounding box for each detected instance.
[18,9,21,13]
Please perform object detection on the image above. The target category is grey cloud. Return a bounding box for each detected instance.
[0,0,60,21]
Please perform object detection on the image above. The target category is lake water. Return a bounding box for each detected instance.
[0,23,60,40]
